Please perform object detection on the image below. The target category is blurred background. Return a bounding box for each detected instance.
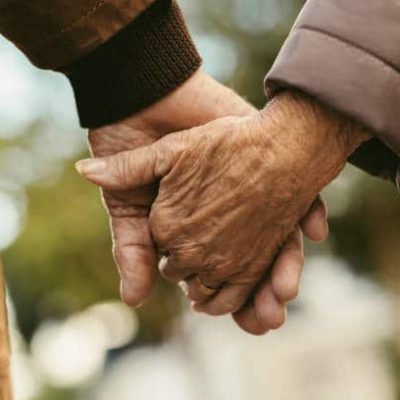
[1,0,400,399]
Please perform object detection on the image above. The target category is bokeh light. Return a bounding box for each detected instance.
[30,302,138,388]
[0,192,23,250]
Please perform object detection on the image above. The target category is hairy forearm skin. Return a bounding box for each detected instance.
[261,91,371,205]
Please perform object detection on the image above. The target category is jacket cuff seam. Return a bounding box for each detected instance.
[24,0,106,51]
[16,0,156,69]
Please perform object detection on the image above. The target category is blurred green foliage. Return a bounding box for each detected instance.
[4,163,117,339]
[3,162,183,343]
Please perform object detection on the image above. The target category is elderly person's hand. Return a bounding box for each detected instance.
[82,88,336,335]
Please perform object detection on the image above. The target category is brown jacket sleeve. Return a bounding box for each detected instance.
[0,0,201,128]
[265,0,400,184]
[0,0,156,70]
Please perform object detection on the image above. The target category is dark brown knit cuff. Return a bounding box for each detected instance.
[64,0,202,128]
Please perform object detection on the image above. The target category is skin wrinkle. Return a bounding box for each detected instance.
[83,74,343,331]
[111,217,151,242]
[139,92,369,314]
[230,226,284,285]
[154,147,287,286]
[159,155,206,211]
[263,96,362,210]
[89,70,325,325]
[233,228,303,333]
[173,195,259,281]
[190,189,252,247]
[107,204,149,218]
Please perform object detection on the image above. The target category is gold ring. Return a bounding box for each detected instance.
[196,275,218,296]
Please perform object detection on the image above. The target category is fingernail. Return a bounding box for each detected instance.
[75,158,106,176]
[178,281,189,296]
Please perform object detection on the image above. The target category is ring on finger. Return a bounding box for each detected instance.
[196,275,219,296]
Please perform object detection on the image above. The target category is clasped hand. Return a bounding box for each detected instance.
[78,74,334,335]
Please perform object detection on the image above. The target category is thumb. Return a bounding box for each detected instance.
[75,137,179,190]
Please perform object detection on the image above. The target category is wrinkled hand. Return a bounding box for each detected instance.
[79,91,366,333]
[88,70,255,307]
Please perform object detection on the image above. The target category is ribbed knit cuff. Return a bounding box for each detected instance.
[65,0,202,128]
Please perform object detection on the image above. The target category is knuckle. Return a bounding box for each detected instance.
[213,259,237,279]
[112,153,130,187]
[109,204,148,219]
[149,208,175,246]
[272,276,300,303]
[173,241,206,267]
[218,116,240,130]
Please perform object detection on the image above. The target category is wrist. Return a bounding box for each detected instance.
[88,71,255,158]
[272,90,370,154]
[116,70,255,137]
[66,0,201,129]
[125,70,214,136]
[87,71,213,154]
[262,91,371,190]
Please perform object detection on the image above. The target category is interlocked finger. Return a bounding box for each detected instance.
[300,195,329,242]
[192,281,255,316]
[232,230,304,335]
[270,229,304,303]
[233,282,286,335]
[110,211,158,308]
